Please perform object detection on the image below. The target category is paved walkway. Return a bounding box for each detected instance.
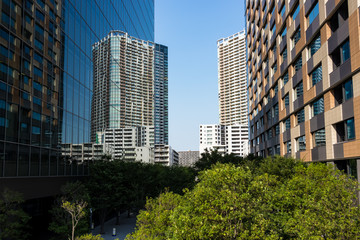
[91,213,137,240]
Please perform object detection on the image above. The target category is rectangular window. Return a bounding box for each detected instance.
[36,9,45,22]
[311,65,322,86]
[309,34,321,57]
[341,40,350,63]
[34,52,43,63]
[296,108,305,124]
[284,117,291,131]
[272,62,277,75]
[34,67,43,78]
[346,118,355,140]
[334,78,353,105]
[292,27,301,47]
[271,23,276,38]
[296,136,306,151]
[35,39,43,50]
[295,81,303,99]
[32,126,41,135]
[283,72,289,85]
[35,24,44,36]
[275,124,280,135]
[335,118,355,142]
[329,1,348,33]
[294,56,302,73]
[332,39,350,67]
[273,103,279,117]
[284,94,289,107]
[36,0,45,8]
[308,1,319,26]
[281,48,288,63]
[312,97,324,116]
[33,97,41,105]
[23,60,30,71]
[286,141,291,154]
[33,81,42,91]
[275,144,280,155]
[274,84,278,95]
[32,112,41,121]
[22,92,29,100]
[314,128,326,147]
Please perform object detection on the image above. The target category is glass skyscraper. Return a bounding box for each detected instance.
[0,0,154,197]
[154,44,168,145]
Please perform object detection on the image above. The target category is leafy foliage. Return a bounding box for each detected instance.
[62,200,88,240]
[87,159,195,234]
[75,233,105,240]
[0,189,31,240]
[128,157,360,239]
[49,181,90,240]
[126,191,182,240]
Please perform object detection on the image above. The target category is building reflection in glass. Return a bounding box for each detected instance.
[0,0,154,178]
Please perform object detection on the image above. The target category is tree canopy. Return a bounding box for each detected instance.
[127,157,360,239]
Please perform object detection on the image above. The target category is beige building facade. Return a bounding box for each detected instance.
[246,0,360,175]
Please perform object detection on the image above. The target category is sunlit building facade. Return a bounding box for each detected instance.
[246,0,360,175]
[0,0,154,198]
[218,31,248,126]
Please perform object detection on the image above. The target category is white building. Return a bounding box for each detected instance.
[61,143,105,162]
[154,144,178,166]
[225,125,249,157]
[199,124,226,155]
[199,124,248,157]
[217,31,247,126]
[96,126,154,163]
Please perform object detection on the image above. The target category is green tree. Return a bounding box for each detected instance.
[128,159,360,239]
[194,149,263,173]
[0,189,31,240]
[49,181,90,240]
[87,160,126,233]
[62,200,88,240]
[126,191,183,240]
[268,163,360,239]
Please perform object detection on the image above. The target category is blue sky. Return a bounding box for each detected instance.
[155,0,245,151]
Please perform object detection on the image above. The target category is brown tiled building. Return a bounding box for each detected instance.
[246,0,360,175]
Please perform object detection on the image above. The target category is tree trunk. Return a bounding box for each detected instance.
[116,210,120,225]
[99,209,107,234]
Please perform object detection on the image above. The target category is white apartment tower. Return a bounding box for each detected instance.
[199,124,248,157]
[217,31,247,126]
[201,31,249,157]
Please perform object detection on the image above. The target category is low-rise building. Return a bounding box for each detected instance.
[154,144,178,166]
[178,151,200,166]
[96,126,154,163]
[199,124,249,157]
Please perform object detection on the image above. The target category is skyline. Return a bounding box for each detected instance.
[155,0,246,151]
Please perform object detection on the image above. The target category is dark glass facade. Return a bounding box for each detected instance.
[0,0,154,181]
[154,44,168,145]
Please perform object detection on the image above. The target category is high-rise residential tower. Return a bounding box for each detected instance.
[246,0,360,176]
[203,31,249,157]
[217,31,248,126]
[91,31,155,140]
[91,31,169,146]
[0,0,154,202]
